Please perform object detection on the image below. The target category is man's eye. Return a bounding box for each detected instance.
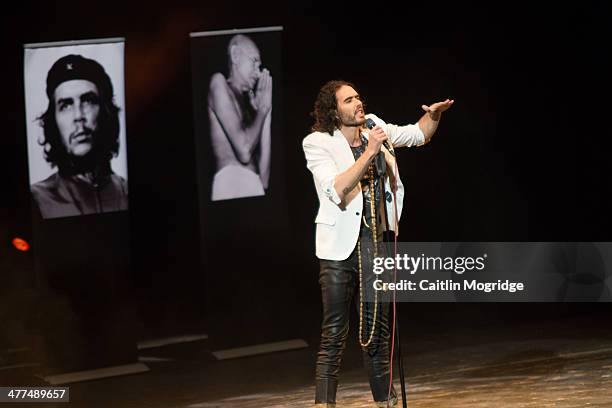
[81,96,99,105]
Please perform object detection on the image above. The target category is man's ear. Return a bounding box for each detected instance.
[230,45,240,64]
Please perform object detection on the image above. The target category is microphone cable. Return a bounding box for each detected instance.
[386,149,406,408]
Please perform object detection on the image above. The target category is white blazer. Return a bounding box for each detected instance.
[303,114,425,260]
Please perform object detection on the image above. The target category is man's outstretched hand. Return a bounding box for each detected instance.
[421,99,454,121]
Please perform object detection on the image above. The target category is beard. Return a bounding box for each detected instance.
[339,111,365,127]
[58,129,112,179]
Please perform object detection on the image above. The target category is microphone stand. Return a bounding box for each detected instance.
[375,151,408,408]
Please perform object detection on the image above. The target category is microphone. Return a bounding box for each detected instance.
[365,118,387,176]
[365,118,395,157]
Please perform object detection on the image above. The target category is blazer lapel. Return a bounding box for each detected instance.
[329,129,362,207]
[331,129,356,170]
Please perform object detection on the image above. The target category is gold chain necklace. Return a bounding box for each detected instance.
[358,161,379,347]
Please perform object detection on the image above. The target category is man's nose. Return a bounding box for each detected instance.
[73,103,86,122]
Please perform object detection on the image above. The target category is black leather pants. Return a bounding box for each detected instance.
[315,236,396,404]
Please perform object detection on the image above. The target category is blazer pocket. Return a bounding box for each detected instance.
[315,214,337,226]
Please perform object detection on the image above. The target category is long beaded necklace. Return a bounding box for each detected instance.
[352,136,381,348]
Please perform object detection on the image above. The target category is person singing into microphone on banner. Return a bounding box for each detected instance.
[302,80,453,407]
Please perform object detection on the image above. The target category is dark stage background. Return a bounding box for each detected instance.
[1,0,611,372]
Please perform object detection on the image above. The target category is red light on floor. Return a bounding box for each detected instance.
[12,238,30,252]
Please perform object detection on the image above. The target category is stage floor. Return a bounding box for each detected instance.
[184,337,612,407]
[6,314,612,407]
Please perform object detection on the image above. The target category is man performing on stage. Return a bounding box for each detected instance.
[303,80,453,407]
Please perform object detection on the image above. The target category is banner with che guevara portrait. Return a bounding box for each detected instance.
[23,38,128,220]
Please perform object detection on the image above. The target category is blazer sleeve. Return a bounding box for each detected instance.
[367,113,425,148]
[302,135,342,205]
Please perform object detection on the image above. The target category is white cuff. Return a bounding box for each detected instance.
[327,178,342,205]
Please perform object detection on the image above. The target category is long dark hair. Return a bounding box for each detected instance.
[311,80,363,135]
